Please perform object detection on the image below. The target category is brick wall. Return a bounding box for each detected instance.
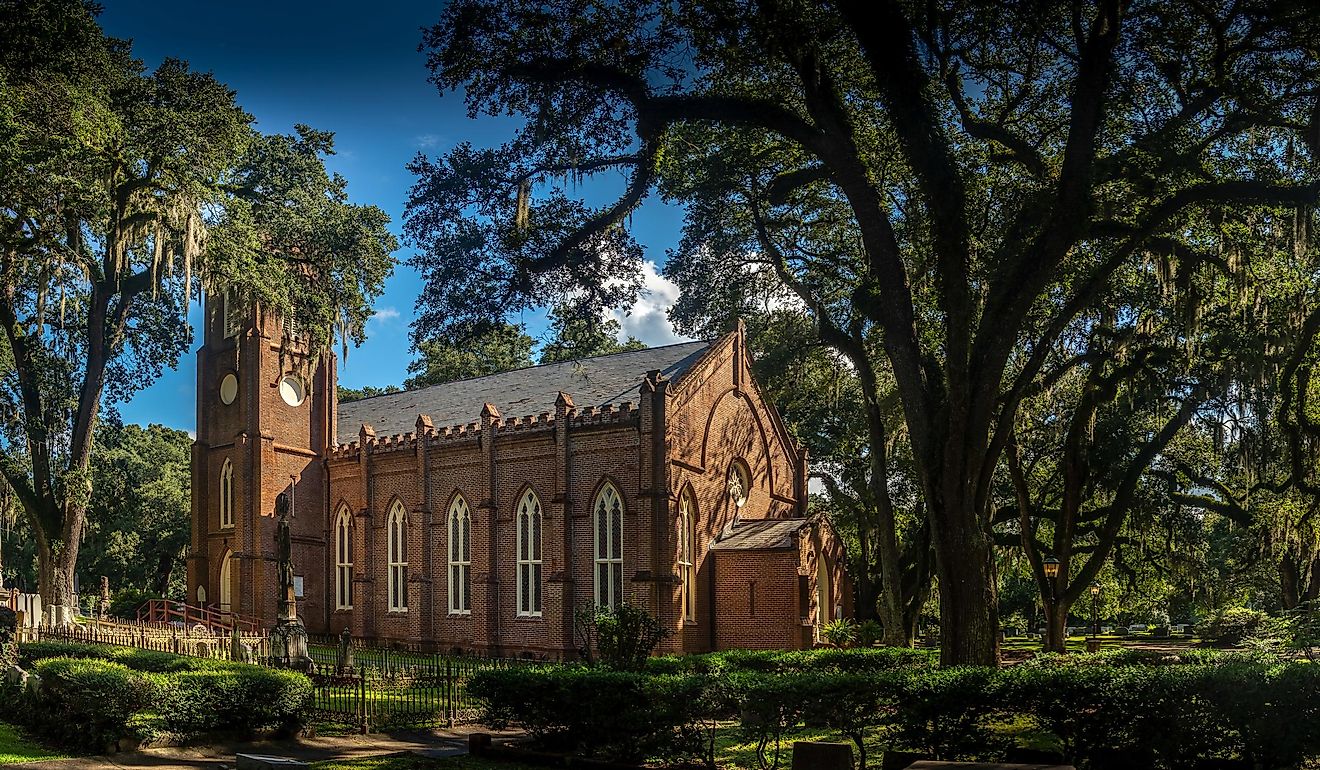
[193,321,849,656]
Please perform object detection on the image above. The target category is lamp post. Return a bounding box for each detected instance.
[1043,556,1060,647]
[1090,583,1101,640]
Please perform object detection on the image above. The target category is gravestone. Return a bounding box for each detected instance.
[97,576,110,620]
[335,628,356,675]
[792,741,852,770]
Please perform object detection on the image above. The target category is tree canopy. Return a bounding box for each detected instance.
[0,0,396,607]
[411,0,1320,664]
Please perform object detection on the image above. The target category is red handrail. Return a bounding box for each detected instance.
[135,599,260,633]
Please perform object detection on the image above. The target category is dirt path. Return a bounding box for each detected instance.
[9,726,521,770]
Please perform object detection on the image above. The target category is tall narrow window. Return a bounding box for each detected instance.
[448,495,472,615]
[593,483,624,609]
[387,501,408,612]
[334,505,353,610]
[219,550,234,613]
[516,489,542,617]
[219,459,234,529]
[679,491,696,622]
[223,288,243,338]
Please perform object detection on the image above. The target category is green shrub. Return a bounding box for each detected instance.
[468,665,706,763]
[820,618,857,648]
[14,642,310,748]
[890,666,1012,760]
[855,619,884,647]
[27,657,157,750]
[574,602,669,671]
[644,646,929,676]
[1202,607,1287,647]
[155,666,312,736]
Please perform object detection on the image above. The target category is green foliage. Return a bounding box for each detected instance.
[820,618,857,648]
[574,601,669,671]
[0,0,395,607]
[23,658,157,750]
[468,666,706,763]
[12,643,311,749]
[855,619,884,647]
[644,646,931,676]
[1202,607,1288,647]
[0,608,16,668]
[404,323,535,389]
[537,305,645,365]
[337,384,403,403]
[471,647,1320,768]
[81,422,191,599]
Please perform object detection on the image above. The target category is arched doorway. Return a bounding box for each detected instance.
[219,551,233,613]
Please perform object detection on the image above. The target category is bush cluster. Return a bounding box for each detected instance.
[470,648,1320,769]
[7,641,311,750]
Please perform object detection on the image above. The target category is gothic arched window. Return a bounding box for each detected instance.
[679,489,696,622]
[593,482,625,609]
[219,550,234,613]
[219,459,234,529]
[516,489,542,617]
[334,505,353,610]
[448,495,472,615]
[387,501,408,612]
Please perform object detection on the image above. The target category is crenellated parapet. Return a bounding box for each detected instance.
[327,397,642,461]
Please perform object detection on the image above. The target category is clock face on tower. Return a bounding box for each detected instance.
[279,375,307,407]
[219,373,238,405]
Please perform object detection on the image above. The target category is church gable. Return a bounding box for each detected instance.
[666,327,805,520]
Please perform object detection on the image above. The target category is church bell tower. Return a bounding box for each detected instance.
[186,289,336,629]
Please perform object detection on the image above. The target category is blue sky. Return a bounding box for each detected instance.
[104,0,691,434]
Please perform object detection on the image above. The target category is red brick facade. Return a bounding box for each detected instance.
[187,297,852,656]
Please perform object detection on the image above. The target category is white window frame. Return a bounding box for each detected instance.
[334,505,353,610]
[387,501,409,612]
[516,490,542,617]
[679,490,696,622]
[219,459,234,529]
[448,495,471,615]
[593,482,625,610]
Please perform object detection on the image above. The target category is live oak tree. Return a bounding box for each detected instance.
[0,0,395,611]
[409,0,1320,663]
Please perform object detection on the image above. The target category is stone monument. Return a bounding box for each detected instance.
[334,627,356,676]
[97,576,110,620]
[268,491,315,673]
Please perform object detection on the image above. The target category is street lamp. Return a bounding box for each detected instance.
[1090,583,1101,639]
[1042,556,1060,645]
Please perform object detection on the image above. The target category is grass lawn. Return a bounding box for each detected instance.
[312,755,539,770]
[0,722,64,765]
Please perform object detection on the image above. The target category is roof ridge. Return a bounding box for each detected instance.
[340,338,711,406]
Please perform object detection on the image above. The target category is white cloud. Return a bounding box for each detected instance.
[369,306,402,327]
[414,133,443,149]
[606,261,693,346]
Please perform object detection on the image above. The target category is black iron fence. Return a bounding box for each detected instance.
[31,624,539,732]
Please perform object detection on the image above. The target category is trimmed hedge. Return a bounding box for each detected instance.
[471,652,1320,769]
[8,642,311,750]
[644,645,931,675]
[469,667,708,763]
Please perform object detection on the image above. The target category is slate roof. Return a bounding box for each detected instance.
[709,518,812,551]
[337,340,712,442]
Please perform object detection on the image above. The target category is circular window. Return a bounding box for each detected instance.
[219,373,238,405]
[727,461,750,508]
[279,375,307,407]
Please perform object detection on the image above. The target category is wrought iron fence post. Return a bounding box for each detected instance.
[358,672,369,735]
[446,659,455,727]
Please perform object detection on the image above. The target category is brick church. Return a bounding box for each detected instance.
[186,294,852,656]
